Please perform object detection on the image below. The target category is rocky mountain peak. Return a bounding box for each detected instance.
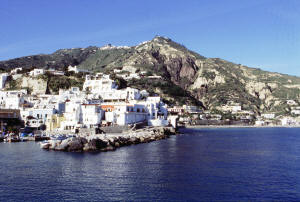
[1,37,300,114]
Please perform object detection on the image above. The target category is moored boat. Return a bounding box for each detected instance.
[5,135,21,142]
[40,140,51,149]
[50,134,67,141]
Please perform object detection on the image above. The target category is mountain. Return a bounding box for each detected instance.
[1,36,300,114]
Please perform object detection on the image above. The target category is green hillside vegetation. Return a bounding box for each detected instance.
[37,72,85,94]
[127,78,202,106]
[1,36,300,114]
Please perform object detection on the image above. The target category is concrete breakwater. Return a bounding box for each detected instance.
[41,127,176,152]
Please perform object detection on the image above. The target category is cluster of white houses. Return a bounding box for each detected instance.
[2,67,300,129]
[0,71,172,132]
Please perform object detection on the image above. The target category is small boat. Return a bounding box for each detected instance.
[20,137,28,142]
[19,133,29,142]
[6,136,21,142]
[3,133,20,142]
[40,140,51,149]
[50,134,67,141]
[66,134,76,138]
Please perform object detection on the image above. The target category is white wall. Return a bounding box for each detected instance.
[0,73,8,89]
[81,105,103,127]
[116,112,147,126]
[148,118,169,127]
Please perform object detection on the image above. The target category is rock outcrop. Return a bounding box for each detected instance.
[19,76,47,94]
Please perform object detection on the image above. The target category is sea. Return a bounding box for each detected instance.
[1,127,300,201]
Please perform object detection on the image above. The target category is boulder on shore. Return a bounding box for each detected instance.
[55,139,70,151]
[68,138,83,152]
[82,138,107,151]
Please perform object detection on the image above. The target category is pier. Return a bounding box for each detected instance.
[40,126,176,152]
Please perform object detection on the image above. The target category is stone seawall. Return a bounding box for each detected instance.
[41,127,176,152]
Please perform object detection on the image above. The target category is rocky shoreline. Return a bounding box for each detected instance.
[41,127,176,152]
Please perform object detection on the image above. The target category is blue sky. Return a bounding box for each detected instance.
[0,0,299,76]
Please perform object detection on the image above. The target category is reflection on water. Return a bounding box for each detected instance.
[1,128,300,201]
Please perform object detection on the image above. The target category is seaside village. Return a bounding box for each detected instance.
[0,66,180,143]
[1,66,300,142]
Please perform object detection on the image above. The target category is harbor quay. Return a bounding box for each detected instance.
[40,126,176,152]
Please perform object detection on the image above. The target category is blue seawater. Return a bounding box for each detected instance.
[1,127,300,201]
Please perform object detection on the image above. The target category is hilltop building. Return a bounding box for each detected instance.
[68,65,91,74]
[29,68,45,77]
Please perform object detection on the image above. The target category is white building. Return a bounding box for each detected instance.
[255,120,265,126]
[83,73,141,102]
[144,97,168,126]
[102,103,147,126]
[10,67,23,75]
[291,107,300,115]
[57,87,87,109]
[83,73,117,93]
[261,113,275,119]
[101,97,168,126]
[118,73,141,80]
[101,87,141,102]
[29,68,45,77]
[60,99,104,130]
[147,75,162,79]
[60,100,82,130]
[183,105,202,114]
[113,69,123,73]
[0,90,27,109]
[68,65,91,74]
[46,69,65,76]
[287,100,297,106]
[23,108,56,122]
[0,73,8,89]
[26,118,44,128]
[19,106,57,128]
[220,102,242,113]
[281,117,297,126]
[81,104,103,128]
[59,87,82,98]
